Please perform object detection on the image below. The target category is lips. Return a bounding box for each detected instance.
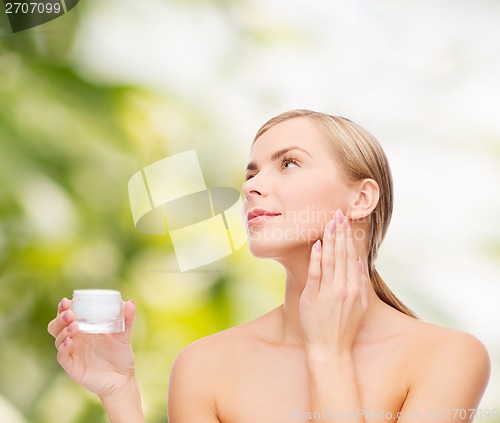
[247,208,281,222]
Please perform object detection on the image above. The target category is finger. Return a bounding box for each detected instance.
[304,240,322,295]
[332,210,347,298]
[358,259,369,308]
[57,336,75,371]
[346,219,360,300]
[320,219,335,291]
[48,308,74,338]
[55,321,79,350]
[58,297,71,314]
[123,300,136,336]
[48,298,71,337]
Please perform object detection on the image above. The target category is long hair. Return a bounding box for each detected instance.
[254,109,417,318]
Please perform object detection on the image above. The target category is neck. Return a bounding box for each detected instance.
[277,245,391,347]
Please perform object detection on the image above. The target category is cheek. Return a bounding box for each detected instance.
[284,185,338,224]
[276,202,330,245]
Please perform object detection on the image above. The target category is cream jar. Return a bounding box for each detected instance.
[71,290,125,333]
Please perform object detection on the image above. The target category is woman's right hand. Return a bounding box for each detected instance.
[47,298,137,399]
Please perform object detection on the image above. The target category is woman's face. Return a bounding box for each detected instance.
[242,117,354,259]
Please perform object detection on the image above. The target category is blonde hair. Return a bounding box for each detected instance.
[254,109,417,318]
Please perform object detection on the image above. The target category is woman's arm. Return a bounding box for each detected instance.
[306,351,364,421]
[300,211,368,422]
[48,298,146,423]
[100,376,146,423]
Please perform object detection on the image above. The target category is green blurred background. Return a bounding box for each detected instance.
[1,1,499,422]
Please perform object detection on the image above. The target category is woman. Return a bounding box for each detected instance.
[48,109,490,422]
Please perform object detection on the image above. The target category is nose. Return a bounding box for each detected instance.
[242,173,268,200]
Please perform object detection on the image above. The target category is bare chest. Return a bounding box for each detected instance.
[215,344,409,423]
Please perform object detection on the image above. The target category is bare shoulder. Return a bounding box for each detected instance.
[394,314,490,407]
[168,324,256,421]
[400,316,490,367]
[171,311,272,376]
[174,324,249,362]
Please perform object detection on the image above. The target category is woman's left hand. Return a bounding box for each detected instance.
[299,209,369,356]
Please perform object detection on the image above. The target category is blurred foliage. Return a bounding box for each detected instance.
[0,3,285,422]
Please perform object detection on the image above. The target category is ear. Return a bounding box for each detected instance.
[347,178,379,221]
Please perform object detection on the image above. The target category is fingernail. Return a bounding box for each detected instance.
[335,209,344,224]
[68,322,76,333]
[314,240,321,251]
[62,311,69,322]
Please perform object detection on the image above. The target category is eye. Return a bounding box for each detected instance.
[245,173,255,181]
[280,156,299,170]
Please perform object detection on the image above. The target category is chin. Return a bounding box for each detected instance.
[247,239,286,259]
[246,225,318,259]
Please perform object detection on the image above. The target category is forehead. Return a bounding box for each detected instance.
[250,117,330,159]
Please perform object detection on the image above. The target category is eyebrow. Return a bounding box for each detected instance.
[246,146,312,171]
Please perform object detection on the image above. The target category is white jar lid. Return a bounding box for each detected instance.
[73,289,121,297]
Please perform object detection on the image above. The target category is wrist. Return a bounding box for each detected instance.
[305,346,354,373]
[305,349,357,391]
[98,372,140,402]
[98,374,141,407]
[99,375,146,423]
